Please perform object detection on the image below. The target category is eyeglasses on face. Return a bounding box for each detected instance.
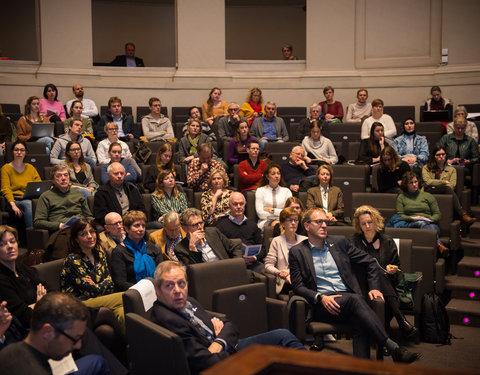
[186,222,203,228]
[53,326,83,344]
[307,219,333,226]
[105,221,123,226]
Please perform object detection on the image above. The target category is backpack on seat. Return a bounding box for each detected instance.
[420,292,452,345]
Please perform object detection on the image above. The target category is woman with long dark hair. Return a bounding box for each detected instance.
[377,146,410,193]
[357,122,389,164]
[39,83,66,121]
[65,141,97,198]
[227,120,256,166]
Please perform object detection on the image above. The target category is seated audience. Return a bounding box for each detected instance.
[1,141,41,228]
[218,102,247,144]
[182,106,216,142]
[281,44,298,60]
[96,122,133,165]
[100,142,138,185]
[202,87,229,126]
[61,218,124,326]
[50,119,97,170]
[306,164,344,222]
[227,120,256,166]
[96,96,137,141]
[149,211,186,262]
[174,208,242,266]
[273,196,307,237]
[34,163,92,238]
[64,100,94,137]
[201,169,232,226]
[151,261,305,374]
[251,102,289,150]
[289,207,420,363]
[65,83,99,120]
[265,207,307,295]
[178,118,212,165]
[386,171,447,255]
[377,146,410,194]
[358,122,390,164]
[216,192,265,271]
[65,141,98,198]
[94,162,145,226]
[446,106,478,142]
[319,86,344,122]
[422,145,475,224]
[143,142,176,193]
[281,146,316,194]
[16,96,54,153]
[301,120,338,165]
[111,42,145,67]
[392,118,429,168]
[152,170,189,223]
[345,89,372,123]
[186,143,226,192]
[0,292,110,375]
[39,83,66,122]
[111,211,162,291]
[296,104,322,142]
[98,212,125,257]
[361,98,396,141]
[141,97,174,141]
[255,163,292,230]
[423,85,452,117]
[238,140,267,193]
[351,205,418,339]
[439,116,479,172]
[240,87,265,126]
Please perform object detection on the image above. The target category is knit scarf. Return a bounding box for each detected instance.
[248,101,263,125]
[187,134,200,155]
[123,236,156,282]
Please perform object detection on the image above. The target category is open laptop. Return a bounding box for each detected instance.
[21,181,52,200]
[30,123,54,140]
[422,111,449,122]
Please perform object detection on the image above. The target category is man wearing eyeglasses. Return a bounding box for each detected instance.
[217,102,247,144]
[174,208,242,266]
[288,207,420,363]
[99,212,125,257]
[0,293,109,374]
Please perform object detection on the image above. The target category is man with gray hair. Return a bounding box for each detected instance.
[93,162,145,225]
[251,102,289,151]
[217,102,247,144]
[281,146,316,193]
[99,212,125,256]
[296,103,323,141]
[149,211,187,262]
[174,208,242,266]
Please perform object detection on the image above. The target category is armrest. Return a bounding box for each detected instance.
[413,272,423,314]
[265,297,288,330]
[435,258,446,294]
[26,228,49,251]
[262,272,277,299]
[287,295,309,341]
[205,310,227,319]
[449,220,461,251]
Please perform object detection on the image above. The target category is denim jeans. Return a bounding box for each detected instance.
[36,137,54,154]
[237,328,306,351]
[15,199,33,228]
[258,139,284,152]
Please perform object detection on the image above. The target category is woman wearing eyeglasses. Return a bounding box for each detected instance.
[65,141,98,199]
[61,218,124,327]
[0,141,41,229]
[422,145,475,224]
[265,207,307,296]
[111,211,162,291]
[96,122,132,165]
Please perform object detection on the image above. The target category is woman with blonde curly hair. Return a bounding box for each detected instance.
[240,87,266,125]
[352,205,417,339]
[200,169,232,225]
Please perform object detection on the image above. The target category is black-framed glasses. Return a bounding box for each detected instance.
[105,221,123,226]
[307,219,333,226]
[53,326,83,344]
[13,148,26,152]
[186,222,203,228]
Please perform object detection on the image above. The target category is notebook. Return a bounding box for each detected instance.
[22,181,52,200]
[30,123,54,139]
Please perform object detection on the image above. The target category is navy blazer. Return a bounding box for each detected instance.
[151,297,238,374]
[110,55,145,67]
[288,235,380,305]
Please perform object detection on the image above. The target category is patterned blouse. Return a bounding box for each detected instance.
[151,191,189,221]
[201,189,232,225]
[60,250,115,300]
[186,159,226,191]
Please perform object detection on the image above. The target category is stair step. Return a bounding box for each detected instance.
[446,298,480,327]
[457,256,480,278]
[470,205,480,218]
[468,222,480,239]
[445,275,480,300]
[460,239,480,257]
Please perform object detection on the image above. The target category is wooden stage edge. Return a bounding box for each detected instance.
[202,345,480,375]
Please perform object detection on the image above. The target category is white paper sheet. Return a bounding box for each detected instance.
[130,279,156,312]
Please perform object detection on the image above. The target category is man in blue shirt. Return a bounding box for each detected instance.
[250,102,289,151]
[289,207,420,363]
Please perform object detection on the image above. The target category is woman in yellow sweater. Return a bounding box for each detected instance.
[202,87,229,126]
[0,140,41,228]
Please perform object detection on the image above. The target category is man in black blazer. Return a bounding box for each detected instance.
[289,207,419,363]
[151,261,305,374]
[93,162,145,225]
[110,42,145,67]
[174,208,242,266]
